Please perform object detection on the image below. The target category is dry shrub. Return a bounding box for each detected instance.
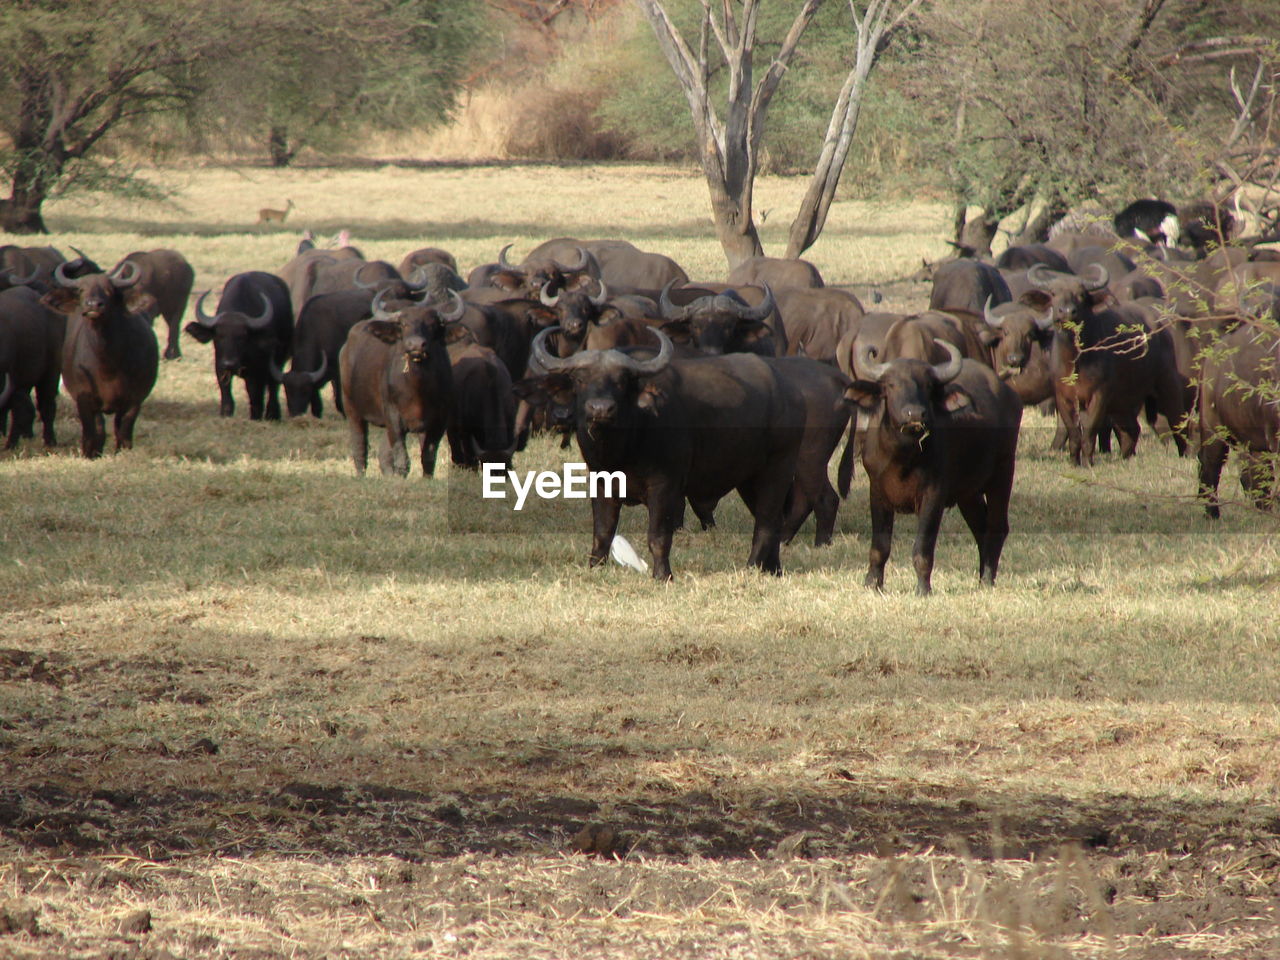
[502,83,628,161]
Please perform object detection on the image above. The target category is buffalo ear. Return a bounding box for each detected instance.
[491,271,522,292]
[527,305,558,328]
[364,320,402,344]
[126,290,158,318]
[443,321,471,345]
[978,327,1002,348]
[40,288,80,315]
[942,385,973,413]
[184,321,215,344]
[1019,290,1052,309]
[843,380,882,410]
[659,318,692,343]
[636,382,666,413]
[512,377,547,403]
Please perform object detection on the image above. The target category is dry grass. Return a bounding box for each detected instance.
[1,163,1279,958]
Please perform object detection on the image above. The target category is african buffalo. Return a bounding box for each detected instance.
[527,326,805,579]
[0,286,64,448]
[339,293,463,477]
[1028,264,1190,465]
[41,261,158,458]
[1197,323,1280,518]
[400,247,459,275]
[773,287,865,363]
[112,249,194,360]
[279,289,374,417]
[525,238,688,291]
[995,245,1072,272]
[844,341,1022,595]
[928,259,1011,315]
[446,334,517,470]
[185,272,293,420]
[471,243,600,300]
[657,281,779,357]
[727,256,824,290]
[279,233,364,318]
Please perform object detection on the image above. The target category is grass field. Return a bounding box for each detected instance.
[2,163,1280,959]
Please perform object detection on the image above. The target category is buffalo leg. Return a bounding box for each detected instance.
[163,314,181,360]
[310,391,323,418]
[911,493,947,596]
[1078,394,1109,468]
[114,404,142,451]
[647,484,683,581]
[957,496,990,579]
[780,481,812,545]
[264,381,282,421]
[689,497,717,530]
[332,380,344,416]
[740,476,787,576]
[589,496,623,569]
[4,394,34,449]
[978,465,1014,585]
[36,377,57,446]
[1055,393,1085,466]
[420,434,439,477]
[245,375,265,421]
[1197,436,1229,519]
[866,496,895,591]
[77,396,106,459]
[379,427,410,477]
[1113,410,1141,459]
[216,370,235,417]
[346,417,370,475]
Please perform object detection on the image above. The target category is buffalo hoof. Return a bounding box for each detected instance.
[163,347,181,360]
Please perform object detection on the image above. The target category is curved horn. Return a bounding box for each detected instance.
[982,295,1002,327]
[194,290,218,327]
[1034,306,1055,331]
[553,246,590,273]
[589,279,608,308]
[353,262,380,290]
[659,279,690,321]
[0,373,12,410]
[110,260,141,288]
[403,266,430,293]
[308,352,329,384]
[539,280,560,307]
[53,259,83,287]
[1027,263,1056,289]
[371,288,395,321]
[440,290,466,322]
[4,259,39,287]
[497,243,516,268]
[531,326,597,372]
[68,245,93,264]
[1081,263,1110,290]
[857,342,892,380]
[931,340,963,383]
[246,291,274,330]
[738,283,776,322]
[622,325,674,375]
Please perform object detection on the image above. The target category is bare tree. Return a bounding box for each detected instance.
[635,0,823,267]
[785,0,924,257]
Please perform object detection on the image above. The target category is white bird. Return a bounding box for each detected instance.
[609,534,648,573]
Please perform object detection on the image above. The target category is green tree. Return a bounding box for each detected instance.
[199,0,480,167]
[0,0,246,233]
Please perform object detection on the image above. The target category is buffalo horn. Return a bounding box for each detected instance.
[857,343,892,380]
[982,295,1002,327]
[531,327,596,372]
[193,290,218,327]
[353,263,379,290]
[4,259,39,287]
[110,260,141,288]
[53,258,85,287]
[624,325,673,374]
[246,291,274,330]
[440,290,466,322]
[659,279,690,321]
[371,289,394,321]
[737,283,776,322]
[554,246,590,274]
[403,266,430,293]
[308,352,329,384]
[0,372,12,410]
[530,325,674,376]
[497,243,516,268]
[1081,263,1110,291]
[539,281,560,307]
[1027,263,1056,289]
[1034,306,1055,330]
[589,279,608,308]
[931,340,963,383]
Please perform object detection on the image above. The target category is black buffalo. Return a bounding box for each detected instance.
[114,249,195,360]
[0,286,65,448]
[524,238,688,291]
[844,341,1022,595]
[339,293,462,477]
[185,272,294,420]
[928,259,1011,315]
[527,326,805,579]
[657,281,779,357]
[447,334,517,470]
[42,261,159,458]
[279,289,374,417]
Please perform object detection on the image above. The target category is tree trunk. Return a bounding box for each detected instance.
[954,208,998,258]
[1014,194,1070,245]
[0,158,51,234]
[268,125,297,168]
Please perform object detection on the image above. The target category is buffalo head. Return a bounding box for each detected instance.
[844,340,968,441]
[659,281,776,356]
[185,288,277,378]
[978,295,1055,378]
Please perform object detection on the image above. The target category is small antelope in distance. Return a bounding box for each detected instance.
[258,199,295,224]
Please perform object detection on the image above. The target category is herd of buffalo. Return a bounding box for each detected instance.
[1,196,1278,592]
